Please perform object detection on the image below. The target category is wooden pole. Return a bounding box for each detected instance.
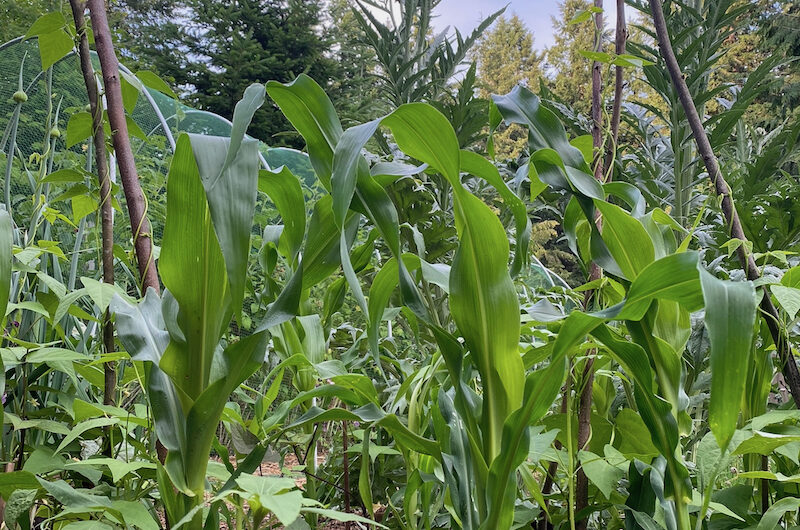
[86,0,167,465]
[86,0,160,294]
[605,0,627,173]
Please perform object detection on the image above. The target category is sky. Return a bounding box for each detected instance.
[430,0,636,52]
[434,0,562,51]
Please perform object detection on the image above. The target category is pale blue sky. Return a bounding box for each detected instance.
[433,0,636,52]
[434,0,561,51]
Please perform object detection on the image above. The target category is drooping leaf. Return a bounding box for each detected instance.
[136,70,178,99]
[757,496,800,530]
[701,268,757,449]
[491,85,588,171]
[189,84,263,318]
[459,150,532,277]
[159,134,230,401]
[266,75,343,188]
[258,167,305,264]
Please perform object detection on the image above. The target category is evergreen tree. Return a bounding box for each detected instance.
[474,13,542,159]
[545,0,602,116]
[173,0,335,146]
[474,14,542,97]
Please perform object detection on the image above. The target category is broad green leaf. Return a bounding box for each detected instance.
[450,189,524,460]
[67,112,93,148]
[739,471,800,483]
[612,53,655,67]
[618,252,703,320]
[25,11,66,37]
[125,115,148,141]
[382,103,461,184]
[0,472,40,500]
[110,288,169,365]
[750,410,800,431]
[614,409,659,459]
[136,70,178,99]
[782,266,800,288]
[302,507,387,528]
[56,417,119,452]
[4,488,37,529]
[159,134,229,401]
[491,85,588,171]
[37,28,73,70]
[701,269,757,449]
[266,75,343,188]
[120,75,140,112]
[26,347,89,363]
[80,276,125,312]
[36,478,111,509]
[302,196,358,289]
[593,200,655,280]
[82,458,157,483]
[696,431,725,494]
[235,474,303,526]
[771,285,800,319]
[189,96,261,319]
[579,50,613,63]
[578,450,624,499]
[111,500,159,530]
[460,150,532,277]
[733,431,800,455]
[331,119,381,226]
[258,167,305,264]
[3,412,70,435]
[757,496,800,530]
[42,168,85,183]
[71,195,96,223]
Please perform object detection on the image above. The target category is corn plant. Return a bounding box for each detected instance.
[110,84,295,528]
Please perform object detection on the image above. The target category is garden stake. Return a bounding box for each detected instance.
[605,0,627,173]
[85,0,167,465]
[576,2,605,527]
[86,0,160,295]
[68,0,116,446]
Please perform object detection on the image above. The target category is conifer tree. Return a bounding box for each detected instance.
[546,0,602,116]
[475,14,542,160]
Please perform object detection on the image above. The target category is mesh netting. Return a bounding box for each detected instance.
[0,37,315,338]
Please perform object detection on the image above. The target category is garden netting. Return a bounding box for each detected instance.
[0,36,316,338]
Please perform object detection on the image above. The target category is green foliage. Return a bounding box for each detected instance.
[6,3,800,530]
